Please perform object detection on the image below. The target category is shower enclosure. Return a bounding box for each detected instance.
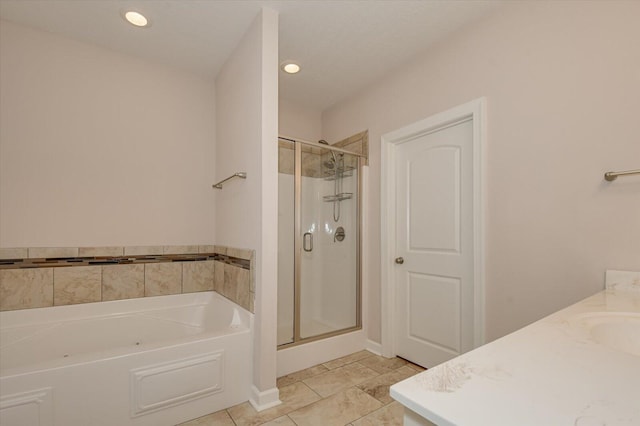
[277,136,362,346]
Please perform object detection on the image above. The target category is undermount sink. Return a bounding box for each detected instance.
[570,312,640,356]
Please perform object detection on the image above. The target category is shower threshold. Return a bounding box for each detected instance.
[277,321,362,348]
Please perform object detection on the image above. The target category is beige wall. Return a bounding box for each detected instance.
[0,21,216,247]
[279,98,322,142]
[215,8,280,401]
[322,1,640,343]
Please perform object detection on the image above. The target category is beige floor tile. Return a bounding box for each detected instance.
[322,350,374,370]
[227,402,259,425]
[351,401,405,426]
[288,387,383,426]
[179,352,417,426]
[228,381,321,426]
[260,415,297,425]
[178,409,235,425]
[275,380,322,407]
[303,362,379,398]
[277,364,329,387]
[357,354,408,374]
[405,360,427,372]
[356,365,417,404]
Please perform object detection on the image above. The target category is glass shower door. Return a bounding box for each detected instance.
[277,138,361,346]
[277,139,295,345]
[298,145,360,340]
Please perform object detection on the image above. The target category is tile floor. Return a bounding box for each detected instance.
[179,350,425,426]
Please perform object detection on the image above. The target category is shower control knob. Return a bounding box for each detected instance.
[395,257,404,264]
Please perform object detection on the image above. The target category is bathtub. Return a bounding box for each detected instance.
[0,291,252,426]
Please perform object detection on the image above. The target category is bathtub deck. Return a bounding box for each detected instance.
[180,350,425,426]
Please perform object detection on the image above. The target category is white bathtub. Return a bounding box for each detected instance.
[0,291,252,426]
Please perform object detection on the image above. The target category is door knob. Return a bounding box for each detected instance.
[395,257,404,264]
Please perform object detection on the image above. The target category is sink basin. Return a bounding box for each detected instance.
[570,313,640,356]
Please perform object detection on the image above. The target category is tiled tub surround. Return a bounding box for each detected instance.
[0,245,255,313]
[391,270,640,426]
[0,291,252,426]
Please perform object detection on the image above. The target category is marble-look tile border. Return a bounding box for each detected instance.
[0,245,255,313]
[0,253,250,271]
[1,245,218,261]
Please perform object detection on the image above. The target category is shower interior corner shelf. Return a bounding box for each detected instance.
[322,165,356,180]
[323,193,353,202]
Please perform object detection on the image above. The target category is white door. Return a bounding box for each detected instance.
[390,114,478,368]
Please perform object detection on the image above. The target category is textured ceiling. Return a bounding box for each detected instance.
[0,0,503,110]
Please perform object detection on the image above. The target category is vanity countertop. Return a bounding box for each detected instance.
[391,271,640,425]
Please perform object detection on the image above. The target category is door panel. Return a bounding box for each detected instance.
[395,119,474,367]
[408,146,460,253]
[408,273,461,353]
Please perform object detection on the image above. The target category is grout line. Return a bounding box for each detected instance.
[305,383,323,400]
[180,262,184,294]
[226,408,238,425]
[52,268,57,306]
[285,414,299,426]
[100,265,104,302]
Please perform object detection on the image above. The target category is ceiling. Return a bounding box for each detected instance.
[0,0,503,111]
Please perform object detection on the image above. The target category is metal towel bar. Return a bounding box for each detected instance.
[604,169,640,182]
[212,172,247,189]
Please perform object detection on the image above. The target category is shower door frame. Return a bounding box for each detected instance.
[279,137,364,348]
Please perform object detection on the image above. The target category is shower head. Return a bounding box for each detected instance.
[318,140,337,165]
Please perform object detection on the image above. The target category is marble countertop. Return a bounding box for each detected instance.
[391,270,640,426]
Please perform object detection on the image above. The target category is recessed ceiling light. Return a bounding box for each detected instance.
[124,11,149,28]
[281,62,301,74]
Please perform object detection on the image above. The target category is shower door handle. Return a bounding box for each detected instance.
[303,232,313,252]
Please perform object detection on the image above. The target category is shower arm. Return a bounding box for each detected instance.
[604,169,640,181]
[212,172,247,189]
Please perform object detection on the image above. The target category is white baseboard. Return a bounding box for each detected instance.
[248,385,281,412]
[366,339,383,356]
